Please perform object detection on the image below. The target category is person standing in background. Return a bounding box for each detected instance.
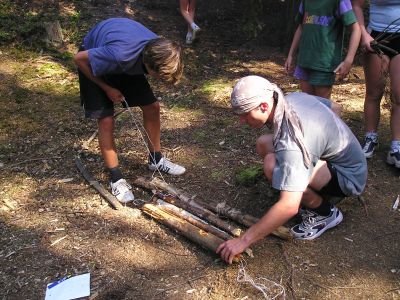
[285,0,361,104]
[180,0,201,45]
[352,0,400,168]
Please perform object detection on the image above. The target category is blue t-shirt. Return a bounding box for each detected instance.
[83,18,158,76]
[369,0,400,32]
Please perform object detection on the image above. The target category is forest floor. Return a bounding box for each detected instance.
[0,1,399,299]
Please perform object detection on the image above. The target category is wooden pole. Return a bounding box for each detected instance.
[159,194,243,237]
[155,199,233,240]
[142,203,225,253]
[75,156,123,210]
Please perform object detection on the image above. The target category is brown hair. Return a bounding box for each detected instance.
[143,38,183,85]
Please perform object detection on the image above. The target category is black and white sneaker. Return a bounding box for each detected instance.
[387,150,400,168]
[110,179,134,203]
[362,136,378,158]
[291,206,343,240]
[148,157,186,176]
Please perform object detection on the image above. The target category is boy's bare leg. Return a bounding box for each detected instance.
[389,55,400,140]
[299,79,314,95]
[363,53,387,133]
[98,116,119,168]
[314,85,332,99]
[141,102,161,153]
[263,155,331,209]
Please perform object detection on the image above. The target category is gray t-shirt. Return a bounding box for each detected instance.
[272,92,367,196]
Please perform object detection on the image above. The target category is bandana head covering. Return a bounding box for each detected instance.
[231,76,274,115]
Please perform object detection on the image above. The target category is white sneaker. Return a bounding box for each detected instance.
[186,32,193,45]
[148,157,186,175]
[191,25,201,41]
[110,179,134,203]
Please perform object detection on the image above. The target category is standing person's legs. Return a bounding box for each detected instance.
[387,54,400,167]
[180,0,200,44]
[141,102,161,155]
[364,53,387,133]
[180,0,193,33]
[98,116,118,169]
[314,85,333,99]
[362,52,388,157]
[79,69,134,203]
[389,55,400,141]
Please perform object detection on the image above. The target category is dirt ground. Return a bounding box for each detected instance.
[1,1,400,299]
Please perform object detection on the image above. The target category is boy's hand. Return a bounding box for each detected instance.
[216,238,248,264]
[106,87,125,103]
[334,60,352,81]
[284,56,295,75]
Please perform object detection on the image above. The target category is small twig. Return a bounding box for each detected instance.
[4,251,16,258]
[386,287,400,294]
[304,276,340,297]
[375,231,400,239]
[358,196,368,216]
[50,235,68,246]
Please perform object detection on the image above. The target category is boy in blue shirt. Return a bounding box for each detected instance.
[74,18,185,203]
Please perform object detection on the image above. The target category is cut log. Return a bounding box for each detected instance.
[133,176,292,240]
[155,199,254,258]
[155,199,233,240]
[142,203,224,253]
[75,156,123,210]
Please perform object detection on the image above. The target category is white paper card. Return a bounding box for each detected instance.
[45,273,90,300]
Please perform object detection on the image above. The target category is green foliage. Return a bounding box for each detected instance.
[235,165,264,186]
[242,0,265,39]
[0,2,42,44]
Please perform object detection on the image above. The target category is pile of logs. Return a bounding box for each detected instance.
[133,177,292,259]
[75,156,292,261]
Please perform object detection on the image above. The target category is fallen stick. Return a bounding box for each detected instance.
[75,156,123,210]
[155,198,233,240]
[133,176,292,240]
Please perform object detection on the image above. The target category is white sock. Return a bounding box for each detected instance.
[366,131,378,142]
[190,22,200,30]
[391,140,400,153]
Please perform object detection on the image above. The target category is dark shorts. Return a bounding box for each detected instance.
[78,52,157,119]
[294,66,335,86]
[371,30,400,59]
[318,162,347,201]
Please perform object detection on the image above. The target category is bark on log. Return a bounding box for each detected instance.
[142,203,224,253]
[158,194,242,237]
[155,199,233,240]
[75,156,123,210]
[133,176,292,240]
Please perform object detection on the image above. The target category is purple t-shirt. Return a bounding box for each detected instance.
[83,18,158,76]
